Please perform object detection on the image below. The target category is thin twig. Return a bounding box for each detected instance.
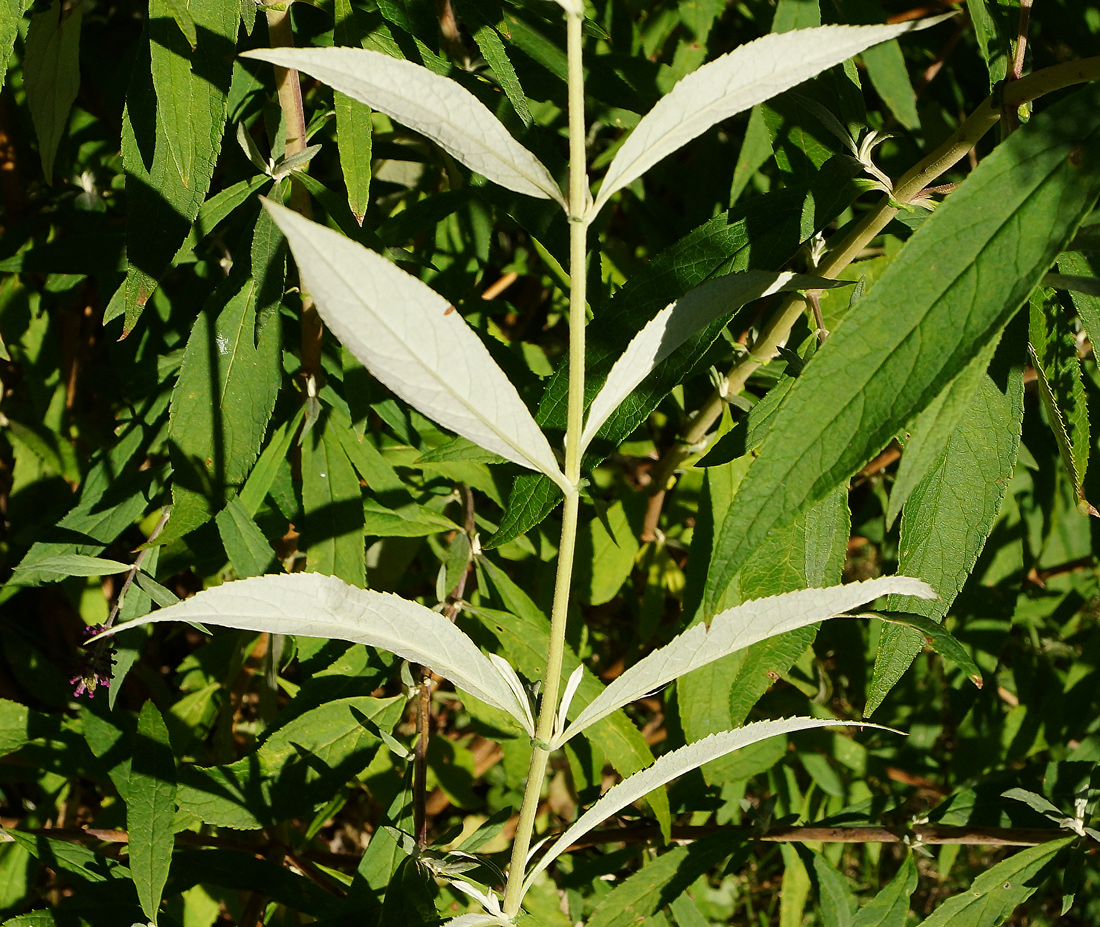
[639,56,1100,539]
[413,484,476,847]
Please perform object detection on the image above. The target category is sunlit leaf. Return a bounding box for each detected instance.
[92,573,534,735]
[580,271,846,451]
[242,47,564,207]
[525,719,887,894]
[590,17,946,216]
[555,576,932,746]
[262,200,569,492]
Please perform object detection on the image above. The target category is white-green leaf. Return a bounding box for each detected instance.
[589,17,948,217]
[524,718,887,894]
[92,573,534,736]
[241,47,565,207]
[554,576,932,747]
[580,271,847,451]
[262,200,570,493]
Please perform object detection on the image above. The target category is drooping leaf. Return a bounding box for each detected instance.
[867,331,1024,714]
[262,200,569,492]
[589,17,944,216]
[915,839,1072,927]
[149,0,196,188]
[864,611,983,690]
[128,702,176,925]
[165,269,282,540]
[93,573,534,734]
[242,47,564,206]
[580,271,846,450]
[705,81,1100,617]
[23,0,82,183]
[523,719,886,894]
[555,576,932,747]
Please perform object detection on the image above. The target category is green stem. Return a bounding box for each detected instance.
[502,7,588,918]
[644,55,1100,497]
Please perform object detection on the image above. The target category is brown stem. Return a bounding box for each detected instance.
[640,56,1100,539]
[564,823,1071,852]
[412,485,477,847]
[1004,0,1035,133]
[3,819,1071,859]
[264,7,324,385]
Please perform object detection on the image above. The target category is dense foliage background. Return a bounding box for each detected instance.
[1,0,1099,924]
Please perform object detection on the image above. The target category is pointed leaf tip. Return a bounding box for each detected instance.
[261,199,570,492]
[242,46,565,207]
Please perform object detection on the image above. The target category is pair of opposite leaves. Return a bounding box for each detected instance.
[94,15,955,917]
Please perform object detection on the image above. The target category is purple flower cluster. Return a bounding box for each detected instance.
[70,624,115,698]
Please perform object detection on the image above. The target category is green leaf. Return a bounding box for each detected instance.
[173,175,271,261]
[586,832,741,927]
[106,0,237,333]
[216,496,279,579]
[23,0,82,183]
[867,334,1024,714]
[1058,251,1100,349]
[263,200,569,491]
[1029,289,1092,507]
[165,271,282,540]
[238,408,305,516]
[0,0,34,91]
[335,0,373,225]
[162,0,197,47]
[10,553,130,578]
[705,82,1100,618]
[809,849,857,927]
[302,416,366,587]
[97,573,534,732]
[149,0,197,188]
[574,500,640,607]
[177,695,404,828]
[128,701,176,925]
[867,611,983,690]
[470,23,533,128]
[0,699,31,757]
[886,335,1000,527]
[916,839,1072,927]
[852,855,917,927]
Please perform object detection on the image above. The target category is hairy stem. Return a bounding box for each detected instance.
[502,7,588,917]
[642,56,1100,525]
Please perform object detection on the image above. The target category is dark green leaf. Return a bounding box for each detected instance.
[302,416,366,586]
[23,0,82,183]
[705,83,1100,617]
[128,701,176,925]
[216,495,279,578]
[851,856,916,927]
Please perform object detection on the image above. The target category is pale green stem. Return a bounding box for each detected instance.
[502,7,589,918]
[645,56,1100,495]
